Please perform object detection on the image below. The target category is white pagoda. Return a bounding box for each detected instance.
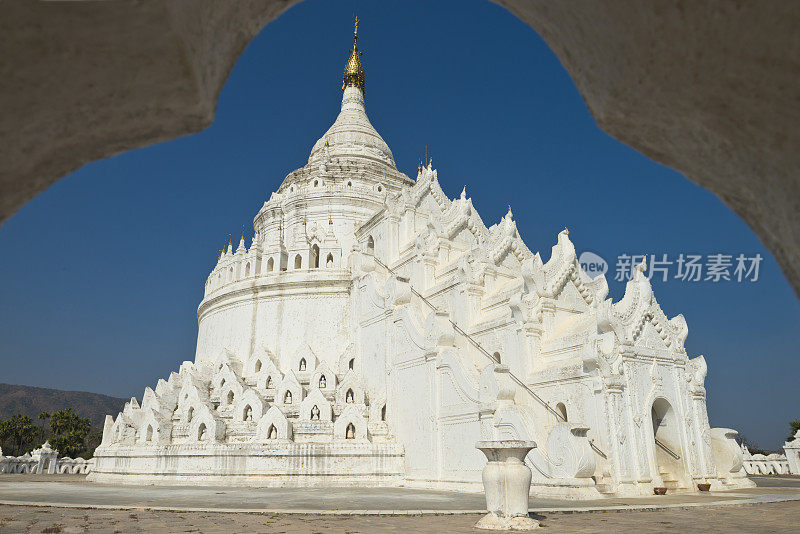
[90,23,753,497]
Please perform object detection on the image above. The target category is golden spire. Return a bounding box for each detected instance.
[342,17,365,93]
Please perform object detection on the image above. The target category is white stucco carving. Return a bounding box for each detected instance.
[89,35,754,496]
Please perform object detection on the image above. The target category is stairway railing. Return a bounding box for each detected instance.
[371,255,607,459]
[655,437,681,460]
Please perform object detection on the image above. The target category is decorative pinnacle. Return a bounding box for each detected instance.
[342,17,365,93]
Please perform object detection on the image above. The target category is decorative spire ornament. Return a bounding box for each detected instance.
[342,17,365,93]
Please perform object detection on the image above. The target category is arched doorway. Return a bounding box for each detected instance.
[311,244,320,268]
[650,398,689,490]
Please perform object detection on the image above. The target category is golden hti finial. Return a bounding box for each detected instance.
[342,17,365,93]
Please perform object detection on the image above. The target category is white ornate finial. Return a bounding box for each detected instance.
[460,186,467,200]
[563,227,569,235]
[635,255,647,274]
[506,205,513,219]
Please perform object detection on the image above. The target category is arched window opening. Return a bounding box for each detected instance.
[492,352,501,364]
[366,235,375,255]
[187,407,194,422]
[267,257,274,272]
[229,266,233,280]
[294,254,302,269]
[311,405,320,420]
[319,375,327,388]
[145,425,153,442]
[198,423,207,441]
[346,423,356,439]
[284,391,293,404]
[254,360,262,373]
[377,185,383,192]
[326,253,334,268]
[556,402,568,422]
[245,262,251,277]
[348,358,355,370]
[313,179,319,187]
[226,390,235,405]
[266,376,273,388]
[267,424,277,439]
[311,244,320,269]
[243,405,253,422]
[299,358,307,371]
[345,388,354,403]
[381,404,386,421]
[220,378,226,388]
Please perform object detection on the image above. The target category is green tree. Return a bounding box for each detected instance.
[788,420,800,442]
[0,414,38,456]
[48,408,91,458]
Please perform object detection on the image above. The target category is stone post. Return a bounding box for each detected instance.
[784,431,800,475]
[475,440,539,530]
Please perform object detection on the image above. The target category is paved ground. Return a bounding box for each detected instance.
[1,500,799,533]
[0,476,799,532]
[1,475,799,514]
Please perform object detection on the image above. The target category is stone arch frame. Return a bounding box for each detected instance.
[256,366,283,394]
[255,405,293,442]
[267,256,274,272]
[310,361,336,396]
[337,346,357,376]
[299,388,332,421]
[234,388,265,423]
[294,253,302,269]
[369,395,387,422]
[138,409,173,446]
[311,243,320,268]
[326,252,334,268]
[333,404,368,442]
[188,406,225,443]
[212,361,240,392]
[647,394,691,487]
[276,372,303,407]
[219,379,243,409]
[110,414,136,445]
[291,344,318,375]
[335,370,366,406]
[245,346,277,378]
[366,235,375,255]
[245,261,251,277]
[176,381,207,423]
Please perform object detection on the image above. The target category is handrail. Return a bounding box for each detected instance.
[655,437,681,460]
[371,255,608,459]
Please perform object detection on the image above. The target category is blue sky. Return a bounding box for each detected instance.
[0,0,797,449]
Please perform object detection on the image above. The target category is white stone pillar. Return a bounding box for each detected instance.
[475,440,539,530]
[784,431,800,475]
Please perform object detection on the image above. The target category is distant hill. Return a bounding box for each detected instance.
[0,383,127,428]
